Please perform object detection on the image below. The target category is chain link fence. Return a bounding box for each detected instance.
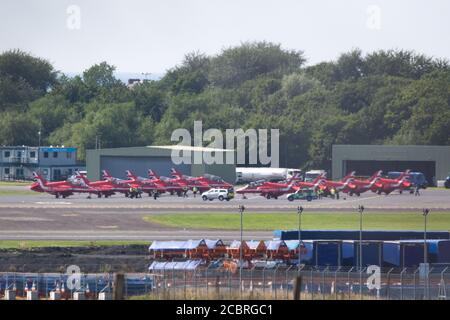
[0,265,448,300]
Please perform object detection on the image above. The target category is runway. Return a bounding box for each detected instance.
[0,187,448,241]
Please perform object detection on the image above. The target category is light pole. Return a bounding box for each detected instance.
[297,206,303,268]
[238,204,245,298]
[422,208,430,299]
[423,208,430,264]
[358,205,364,298]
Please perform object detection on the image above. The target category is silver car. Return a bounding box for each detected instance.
[201,188,233,201]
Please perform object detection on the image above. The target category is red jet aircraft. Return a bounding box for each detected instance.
[317,172,357,195]
[75,171,130,198]
[371,170,411,195]
[30,172,95,198]
[236,173,302,199]
[148,169,187,196]
[125,170,168,196]
[170,168,232,192]
[343,171,382,196]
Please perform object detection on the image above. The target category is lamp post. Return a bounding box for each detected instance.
[297,206,304,268]
[358,205,364,299]
[423,208,429,264]
[238,204,245,298]
[422,208,430,299]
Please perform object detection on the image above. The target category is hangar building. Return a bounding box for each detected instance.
[332,145,450,185]
[86,145,236,183]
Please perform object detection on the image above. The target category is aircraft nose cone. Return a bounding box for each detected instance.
[30,182,40,191]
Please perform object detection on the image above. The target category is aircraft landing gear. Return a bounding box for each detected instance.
[55,193,60,199]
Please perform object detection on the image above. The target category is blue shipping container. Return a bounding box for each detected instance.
[273,230,450,241]
[314,240,342,267]
[383,241,424,268]
[342,240,383,267]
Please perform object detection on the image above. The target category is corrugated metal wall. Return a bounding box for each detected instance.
[100,156,191,180]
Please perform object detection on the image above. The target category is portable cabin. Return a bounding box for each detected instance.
[204,239,227,259]
[183,239,209,259]
[149,241,188,259]
[246,240,267,259]
[265,240,289,260]
[342,240,383,267]
[383,241,425,268]
[227,240,251,260]
[284,240,300,262]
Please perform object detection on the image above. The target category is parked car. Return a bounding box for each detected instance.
[202,188,234,201]
[287,188,318,202]
[445,175,450,189]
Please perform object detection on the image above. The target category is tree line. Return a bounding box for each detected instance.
[0,42,449,170]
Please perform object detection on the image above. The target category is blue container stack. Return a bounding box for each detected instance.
[274,230,450,267]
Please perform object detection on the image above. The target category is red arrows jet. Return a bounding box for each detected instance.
[125,170,167,196]
[256,181,296,199]
[30,172,94,198]
[316,172,357,195]
[372,170,411,195]
[148,169,187,196]
[292,174,325,191]
[170,168,232,192]
[235,180,267,198]
[236,173,302,199]
[74,171,130,198]
[343,171,382,196]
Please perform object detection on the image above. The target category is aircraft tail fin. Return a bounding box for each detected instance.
[102,170,112,180]
[148,169,159,179]
[312,173,326,184]
[75,171,90,184]
[170,168,183,179]
[32,171,47,187]
[342,171,356,182]
[126,170,137,180]
[370,170,383,181]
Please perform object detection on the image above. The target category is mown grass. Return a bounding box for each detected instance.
[143,212,450,231]
[0,181,31,186]
[0,240,149,249]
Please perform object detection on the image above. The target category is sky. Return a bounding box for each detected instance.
[0,0,449,76]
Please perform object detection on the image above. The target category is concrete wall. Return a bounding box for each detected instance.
[332,145,450,181]
[86,146,236,183]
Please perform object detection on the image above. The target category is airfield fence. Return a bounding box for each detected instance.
[0,265,449,300]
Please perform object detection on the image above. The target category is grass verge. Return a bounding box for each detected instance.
[0,190,36,196]
[0,181,31,186]
[143,212,450,231]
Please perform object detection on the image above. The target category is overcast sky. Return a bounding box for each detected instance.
[1,0,449,75]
